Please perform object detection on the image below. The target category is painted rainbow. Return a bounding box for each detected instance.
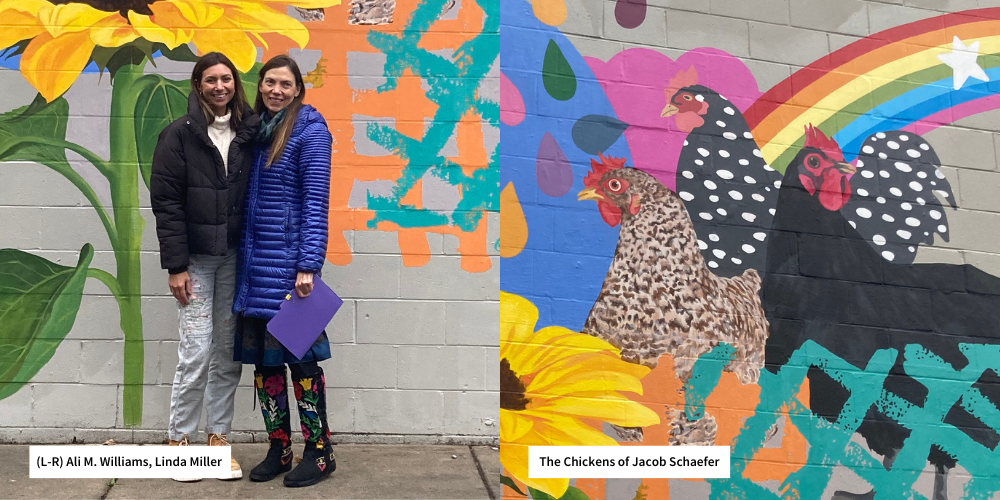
[746,8,1000,172]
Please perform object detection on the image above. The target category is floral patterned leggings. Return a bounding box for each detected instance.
[253,361,331,449]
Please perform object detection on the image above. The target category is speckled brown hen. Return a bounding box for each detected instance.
[577,154,770,446]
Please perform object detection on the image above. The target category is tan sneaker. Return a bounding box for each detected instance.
[208,433,243,480]
[168,436,202,482]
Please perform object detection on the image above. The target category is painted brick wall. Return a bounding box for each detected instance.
[0,0,499,444]
[499,0,1000,499]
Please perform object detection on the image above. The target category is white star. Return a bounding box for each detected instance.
[937,36,989,90]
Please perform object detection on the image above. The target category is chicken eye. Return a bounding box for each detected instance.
[683,94,692,101]
[608,179,622,192]
[807,155,820,169]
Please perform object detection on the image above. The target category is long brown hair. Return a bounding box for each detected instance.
[254,55,306,167]
[190,52,247,131]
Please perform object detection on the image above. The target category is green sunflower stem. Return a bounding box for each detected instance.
[108,62,147,427]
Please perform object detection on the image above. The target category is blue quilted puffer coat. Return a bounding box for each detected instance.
[233,104,332,319]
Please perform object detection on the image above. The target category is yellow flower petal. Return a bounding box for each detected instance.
[499,410,534,443]
[189,18,257,72]
[500,440,570,499]
[0,6,45,51]
[89,14,139,47]
[221,3,310,48]
[156,0,226,27]
[20,30,96,101]
[128,11,193,47]
[41,3,122,37]
[530,395,660,428]
[535,414,619,447]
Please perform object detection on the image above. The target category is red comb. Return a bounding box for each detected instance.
[803,124,844,161]
[585,153,627,187]
[665,66,699,97]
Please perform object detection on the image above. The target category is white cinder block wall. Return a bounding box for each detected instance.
[0,13,500,443]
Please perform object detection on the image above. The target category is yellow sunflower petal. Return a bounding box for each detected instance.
[20,30,96,101]
[189,18,257,72]
[128,11,193,47]
[500,439,571,499]
[535,414,619,447]
[0,3,45,51]
[499,410,534,443]
[89,14,139,47]
[530,395,661,428]
[500,291,539,343]
[220,3,309,48]
[512,331,623,377]
[156,0,225,27]
[528,352,649,395]
[41,3,122,37]
[529,368,646,399]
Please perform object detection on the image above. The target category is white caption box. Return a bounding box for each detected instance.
[528,446,730,479]
[29,446,231,479]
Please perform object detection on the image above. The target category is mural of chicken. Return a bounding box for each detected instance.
[663,67,956,277]
[763,125,1000,500]
[576,153,770,446]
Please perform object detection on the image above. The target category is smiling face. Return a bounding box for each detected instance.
[198,63,235,116]
[259,66,300,114]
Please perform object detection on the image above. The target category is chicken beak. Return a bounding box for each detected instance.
[661,103,679,118]
[836,162,856,175]
[577,188,603,202]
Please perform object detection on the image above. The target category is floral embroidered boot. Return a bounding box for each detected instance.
[285,369,336,487]
[249,367,294,482]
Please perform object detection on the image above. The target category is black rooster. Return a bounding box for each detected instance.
[762,125,1000,500]
[662,67,955,279]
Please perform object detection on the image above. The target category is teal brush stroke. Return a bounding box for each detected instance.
[363,0,500,231]
[686,340,1000,499]
[684,343,735,421]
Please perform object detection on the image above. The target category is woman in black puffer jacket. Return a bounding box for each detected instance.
[149,52,260,482]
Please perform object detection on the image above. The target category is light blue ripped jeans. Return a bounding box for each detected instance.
[167,250,243,442]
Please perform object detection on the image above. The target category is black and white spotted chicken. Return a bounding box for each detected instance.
[662,68,781,278]
[662,67,955,275]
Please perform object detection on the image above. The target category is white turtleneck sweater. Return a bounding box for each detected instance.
[207,112,236,174]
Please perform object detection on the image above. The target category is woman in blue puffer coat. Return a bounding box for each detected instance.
[232,54,335,488]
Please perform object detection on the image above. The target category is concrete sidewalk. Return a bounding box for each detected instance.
[0,444,501,500]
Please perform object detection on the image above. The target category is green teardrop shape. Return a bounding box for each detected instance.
[542,39,577,101]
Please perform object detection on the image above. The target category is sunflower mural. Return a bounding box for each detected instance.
[499,291,660,499]
[0,0,338,426]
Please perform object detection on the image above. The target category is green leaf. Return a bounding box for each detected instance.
[90,39,157,81]
[501,475,527,496]
[239,63,265,104]
[132,75,190,189]
[0,244,93,400]
[542,40,576,101]
[155,43,199,63]
[0,94,71,168]
[527,486,591,500]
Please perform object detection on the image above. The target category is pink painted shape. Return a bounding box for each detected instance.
[586,48,762,190]
[500,70,526,127]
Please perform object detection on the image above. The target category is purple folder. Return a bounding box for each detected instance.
[266,276,343,360]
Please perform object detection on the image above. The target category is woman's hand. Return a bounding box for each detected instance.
[295,272,314,298]
[169,272,193,306]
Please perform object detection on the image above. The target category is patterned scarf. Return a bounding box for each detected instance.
[257,108,287,143]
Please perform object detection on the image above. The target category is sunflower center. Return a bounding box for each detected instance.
[500,358,530,411]
[51,0,156,16]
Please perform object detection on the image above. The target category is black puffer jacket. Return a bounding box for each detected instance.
[150,92,261,274]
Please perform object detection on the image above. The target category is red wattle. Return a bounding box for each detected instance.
[598,202,622,227]
[817,169,851,211]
